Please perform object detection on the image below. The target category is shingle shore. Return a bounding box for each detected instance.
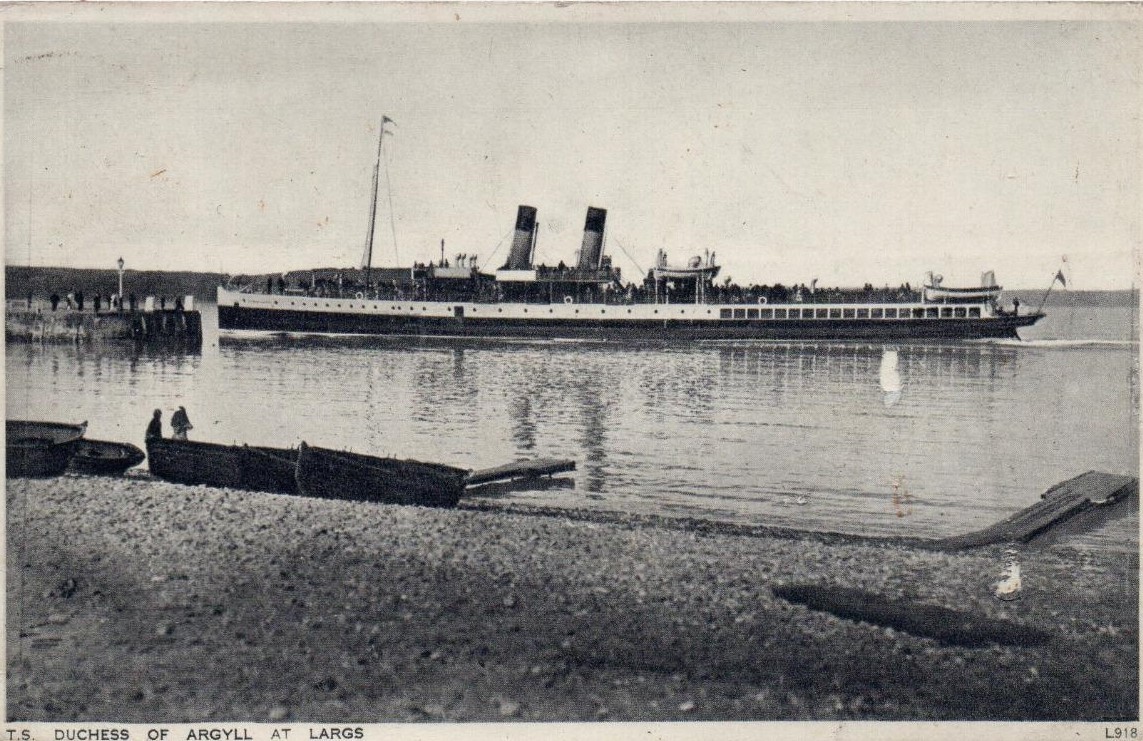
[7,475,1138,722]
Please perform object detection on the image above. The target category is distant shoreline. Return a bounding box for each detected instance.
[5,266,225,304]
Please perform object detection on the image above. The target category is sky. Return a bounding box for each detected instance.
[4,4,1140,289]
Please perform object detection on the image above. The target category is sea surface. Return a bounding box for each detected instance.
[6,303,1138,554]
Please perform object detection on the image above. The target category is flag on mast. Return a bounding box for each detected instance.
[1054,269,1067,288]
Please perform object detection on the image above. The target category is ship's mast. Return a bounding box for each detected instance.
[361,116,395,284]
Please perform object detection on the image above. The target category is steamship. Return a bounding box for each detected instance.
[217,204,1043,342]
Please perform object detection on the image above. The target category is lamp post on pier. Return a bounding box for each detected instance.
[117,257,125,312]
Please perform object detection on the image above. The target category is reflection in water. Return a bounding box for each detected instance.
[573,375,610,494]
[715,342,1017,385]
[9,326,1137,552]
[508,396,536,451]
[879,347,903,406]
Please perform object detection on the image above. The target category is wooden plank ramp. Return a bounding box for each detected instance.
[466,458,576,488]
[933,471,1137,551]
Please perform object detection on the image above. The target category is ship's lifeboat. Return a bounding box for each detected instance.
[923,271,1002,303]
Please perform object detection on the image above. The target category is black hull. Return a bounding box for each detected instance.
[7,441,81,478]
[70,439,146,476]
[147,438,298,494]
[6,421,86,478]
[295,442,468,508]
[219,304,1041,342]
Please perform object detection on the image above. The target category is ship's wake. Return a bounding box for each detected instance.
[979,338,1137,349]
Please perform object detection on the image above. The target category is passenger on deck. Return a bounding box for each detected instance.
[1012,297,1021,315]
[171,406,193,441]
[146,409,163,441]
[50,293,60,311]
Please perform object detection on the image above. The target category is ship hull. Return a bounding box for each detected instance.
[218,296,1041,342]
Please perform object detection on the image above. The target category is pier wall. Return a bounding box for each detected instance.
[5,304,202,347]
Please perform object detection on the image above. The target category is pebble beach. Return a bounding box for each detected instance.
[7,473,1138,722]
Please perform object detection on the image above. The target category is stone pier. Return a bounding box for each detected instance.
[5,299,202,348]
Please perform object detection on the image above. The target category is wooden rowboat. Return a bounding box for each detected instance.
[146,438,298,494]
[295,441,468,508]
[70,439,146,475]
[7,420,87,478]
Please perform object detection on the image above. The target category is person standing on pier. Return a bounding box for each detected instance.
[171,406,193,440]
[146,409,163,441]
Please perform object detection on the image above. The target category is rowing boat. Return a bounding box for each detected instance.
[146,438,298,494]
[70,439,146,475]
[7,420,87,478]
[294,441,468,507]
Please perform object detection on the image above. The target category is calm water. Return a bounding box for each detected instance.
[6,304,1138,552]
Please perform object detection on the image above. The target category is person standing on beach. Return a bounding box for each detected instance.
[171,406,193,441]
[146,409,163,441]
